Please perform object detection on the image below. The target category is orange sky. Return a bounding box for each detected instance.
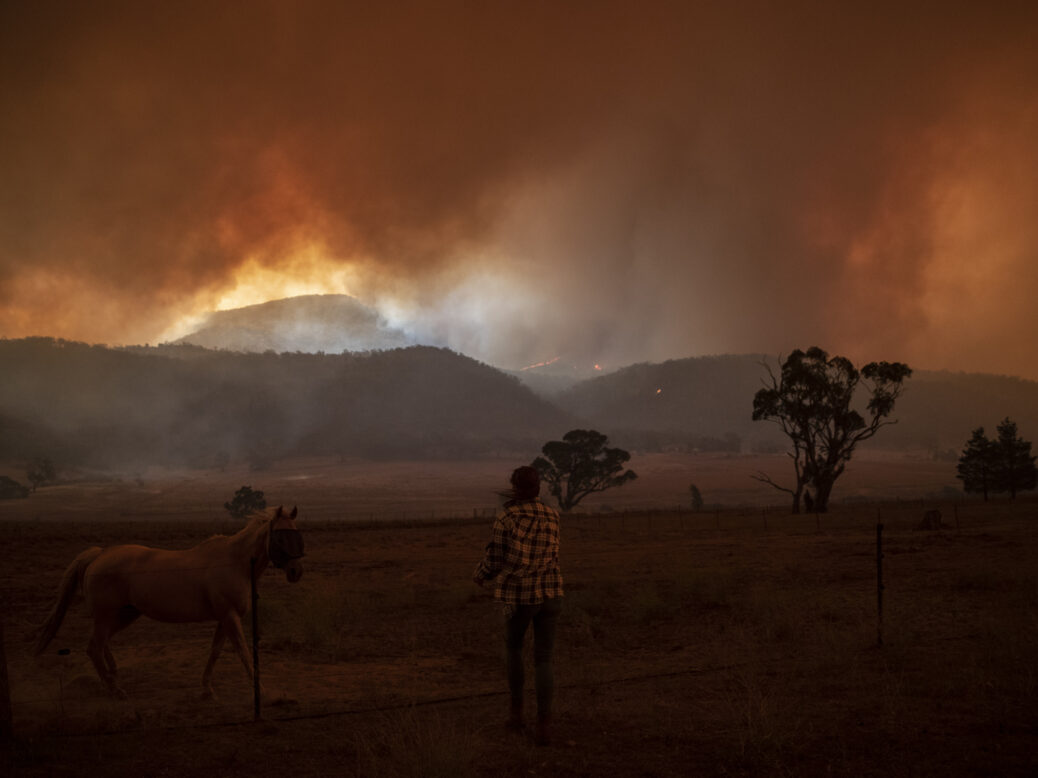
[1,1,1036,377]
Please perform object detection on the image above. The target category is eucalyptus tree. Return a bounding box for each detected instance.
[532,429,637,512]
[752,347,912,513]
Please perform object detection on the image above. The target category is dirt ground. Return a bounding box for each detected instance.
[0,458,1034,776]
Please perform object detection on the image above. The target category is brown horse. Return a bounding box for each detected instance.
[35,505,304,698]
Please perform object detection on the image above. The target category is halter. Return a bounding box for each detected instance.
[267,508,304,569]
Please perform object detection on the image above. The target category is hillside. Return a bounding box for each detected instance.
[0,338,572,469]
[556,354,1038,454]
[174,294,416,353]
[3,341,1035,473]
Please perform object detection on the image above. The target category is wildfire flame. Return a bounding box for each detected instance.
[520,356,561,371]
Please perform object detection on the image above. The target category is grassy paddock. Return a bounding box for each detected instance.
[1,498,1035,776]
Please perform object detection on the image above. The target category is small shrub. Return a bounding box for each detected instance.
[27,457,57,491]
[689,483,704,512]
[0,475,30,499]
[224,485,266,518]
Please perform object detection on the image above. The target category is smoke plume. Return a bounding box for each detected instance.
[2,1,1036,376]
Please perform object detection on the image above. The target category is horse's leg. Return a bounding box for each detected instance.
[222,612,265,696]
[87,618,126,699]
[104,606,142,679]
[223,612,254,679]
[201,622,227,699]
[103,646,117,678]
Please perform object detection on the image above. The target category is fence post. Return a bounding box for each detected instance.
[251,558,261,721]
[876,523,884,648]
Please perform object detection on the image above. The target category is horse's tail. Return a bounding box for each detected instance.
[33,546,103,655]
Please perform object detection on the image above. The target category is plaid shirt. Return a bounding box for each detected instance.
[473,498,564,606]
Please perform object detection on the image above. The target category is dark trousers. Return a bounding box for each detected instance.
[505,597,562,718]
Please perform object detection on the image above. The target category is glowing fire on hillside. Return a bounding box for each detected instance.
[520,356,561,371]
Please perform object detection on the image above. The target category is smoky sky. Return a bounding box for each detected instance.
[2,1,1037,376]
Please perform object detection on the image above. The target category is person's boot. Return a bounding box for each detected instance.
[535,714,552,746]
[506,703,524,732]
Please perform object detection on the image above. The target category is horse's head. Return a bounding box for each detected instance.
[268,505,304,583]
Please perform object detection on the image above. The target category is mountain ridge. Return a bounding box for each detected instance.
[2,337,1036,471]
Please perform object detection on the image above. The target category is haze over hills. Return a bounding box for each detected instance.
[175,294,607,390]
[172,295,1038,455]
[173,293,617,395]
[0,338,572,469]
[2,296,1037,472]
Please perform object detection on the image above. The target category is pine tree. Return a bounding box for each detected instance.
[956,427,998,501]
[993,418,1038,499]
[956,420,1037,501]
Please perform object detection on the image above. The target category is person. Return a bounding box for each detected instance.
[473,465,564,746]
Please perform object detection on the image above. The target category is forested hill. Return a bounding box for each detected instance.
[555,354,1038,454]
[0,338,572,468]
[3,340,1035,471]
[554,355,770,452]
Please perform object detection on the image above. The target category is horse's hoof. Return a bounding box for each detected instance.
[111,686,128,700]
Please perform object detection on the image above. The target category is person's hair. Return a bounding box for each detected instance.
[501,465,540,504]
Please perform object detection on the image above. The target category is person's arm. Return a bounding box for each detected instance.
[473,513,512,586]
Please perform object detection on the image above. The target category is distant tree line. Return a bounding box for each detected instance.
[609,429,741,454]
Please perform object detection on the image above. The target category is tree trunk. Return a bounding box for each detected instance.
[813,477,835,513]
[787,479,808,514]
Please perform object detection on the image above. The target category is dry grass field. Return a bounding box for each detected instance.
[0,455,1034,776]
[0,450,963,521]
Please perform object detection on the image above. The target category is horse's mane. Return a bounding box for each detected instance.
[197,510,272,547]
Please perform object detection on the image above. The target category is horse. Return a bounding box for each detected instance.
[34,505,305,699]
